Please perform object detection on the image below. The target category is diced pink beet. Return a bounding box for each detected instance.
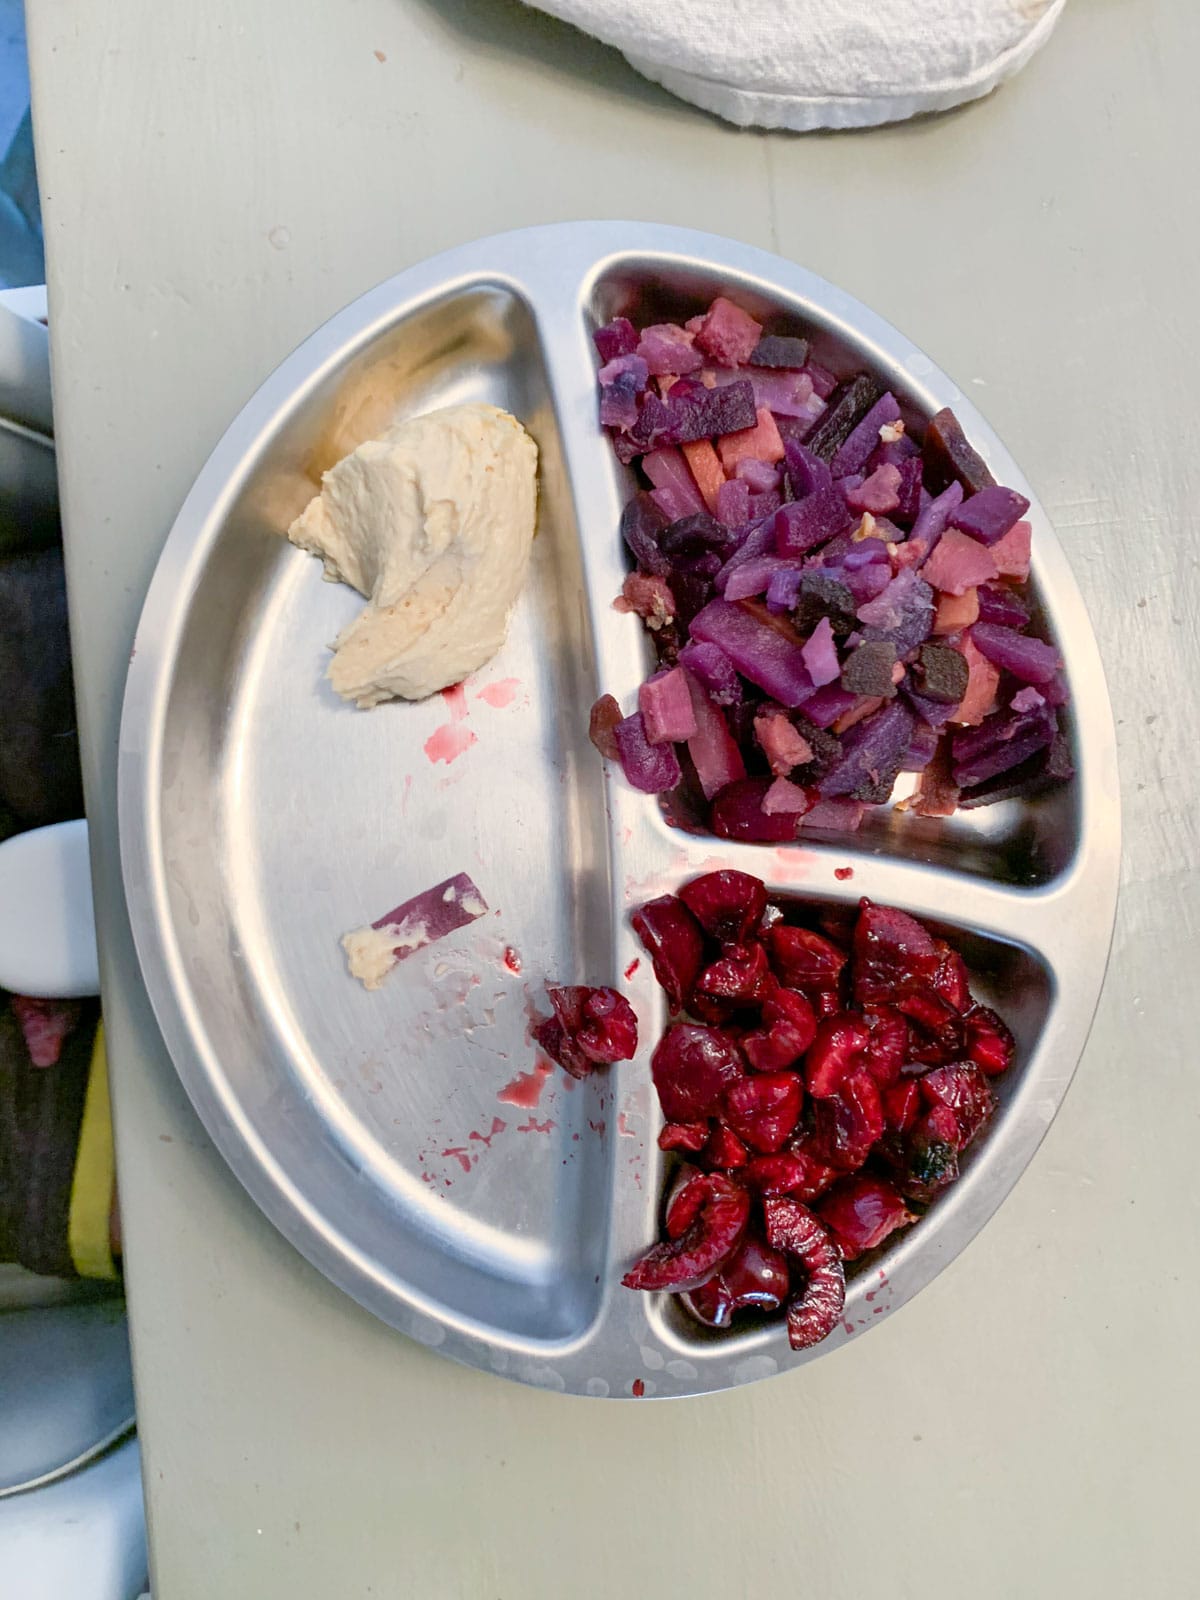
[756,707,813,775]
[920,528,998,596]
[970,623,1062,685]
[845,463,902,515]
[639,667,697,745]
[832,695,884,734]
[369,872,489,960]
[690,598,816,708]
[594,317,637,362]
[717,407,785,472]
[762,776,809,815]
[952,634,1001,725]
[636,323,703,376]
[932,586,980,635]
[949,485,1030,545]
[800,797,865,832]
[735,457,781,492]
[684,670,747,799]
[801,616,841,688]
[644,446,707,519]
[694,297,762,366]
[615,711,683,793]
[991,520,1032,580]
[716,477,751,527]
[724,556,798,604]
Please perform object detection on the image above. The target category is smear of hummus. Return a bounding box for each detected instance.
[289,402,537,707]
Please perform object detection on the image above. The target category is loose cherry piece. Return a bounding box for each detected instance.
[762,1197,847,1349]
[782,1136,844,1201]
[964,1004,1016,1075]
[816,1175,917,1260]
[657,1120,710,1153]
[704,1121,750,1171]
[810,1068,884,1170]
[743,985,817,1071]
[651,1023,745,1123]
[724,1072,804,1154]
[886,1103,962,1202]
[883,1078,921,1134]
[682,1234,791,1328]
[631,894,705,1013]
[919,1062,997,1148]
[623,1172,751,1293]
[863,1005,908,1087]
[852,898,940,1004]
[679,870,768,942]
[805,1012,870,1098]
[930,939,972,1012]
[767,924,848,992]
[741,1152,811,1195]
[533,986,638,1078]
[898,990,966,1065]
[696,941,771,1006]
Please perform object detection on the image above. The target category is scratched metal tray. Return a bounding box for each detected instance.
[118,223,1119,1398]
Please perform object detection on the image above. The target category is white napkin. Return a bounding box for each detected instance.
[525,0,1067,130]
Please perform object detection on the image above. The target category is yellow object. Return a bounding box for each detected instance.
[68,1021,118,1280]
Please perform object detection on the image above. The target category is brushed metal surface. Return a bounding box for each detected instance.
[117,223,1119,1397]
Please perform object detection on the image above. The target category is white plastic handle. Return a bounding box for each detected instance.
[0,819,100,998]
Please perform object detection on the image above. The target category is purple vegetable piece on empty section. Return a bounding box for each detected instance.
[970,623,1062,685]
[370,872,489,959]
[774,487,852,558]
[678,639,742,706]
[690,598,816,708]
[593,317,638,362]
[802,616,841,688]
[909,479,964,551]
[831,391,903,478]
[614,712,683,794]
[817,701,915,803]
[949,485,1031,546]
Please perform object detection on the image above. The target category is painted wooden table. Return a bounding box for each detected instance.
[27,1,1199,1593]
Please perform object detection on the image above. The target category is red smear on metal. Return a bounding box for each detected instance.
[475,677,520,709]
[497,1061,552,1108]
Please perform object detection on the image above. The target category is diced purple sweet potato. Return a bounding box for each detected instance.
[949,485,1030,546]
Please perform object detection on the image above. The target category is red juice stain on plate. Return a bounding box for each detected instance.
[423,723,476,765]
[631,1379,645,1398]
[517,1116,556,1134]
[834,866,854,881]
[440,1146,472,1174]
[497,1061,552,1108]
[617,1111,636,1137]
[623,957,640,980]
[588,1119,606,1136]
[475,677,520,709]
[503,946,522,975]
[441,682,470,721]
[468,1117,507,1149]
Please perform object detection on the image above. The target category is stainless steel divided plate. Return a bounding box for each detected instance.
[119,223,1120,1398]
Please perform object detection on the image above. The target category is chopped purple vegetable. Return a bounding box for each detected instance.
[591,295,1071,824]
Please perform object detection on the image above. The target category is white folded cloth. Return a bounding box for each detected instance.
[525,0,1067,130]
